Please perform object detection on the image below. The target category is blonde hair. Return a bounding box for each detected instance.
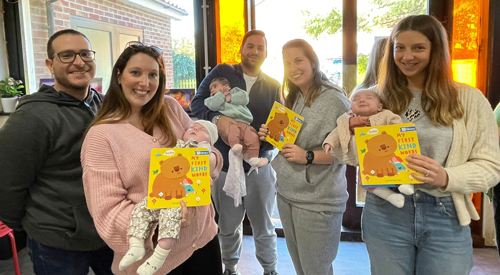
[377,15,463,126]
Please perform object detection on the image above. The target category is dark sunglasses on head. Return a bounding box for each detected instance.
[125,41,163,56]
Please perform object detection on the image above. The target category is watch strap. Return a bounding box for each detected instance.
[306,151,314,165]
[212,115,221,125]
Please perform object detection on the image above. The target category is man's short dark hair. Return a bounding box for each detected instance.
[241,30,267,48]
[47,29,90,58]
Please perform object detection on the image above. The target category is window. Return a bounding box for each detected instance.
[22,0,186,94]
[255,0,343,87]
[72,17,142,93]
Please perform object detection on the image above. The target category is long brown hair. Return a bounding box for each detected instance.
[377,15,463,126]
[282,39,343,109]
[357,37,387,92]
[89,45,176,146]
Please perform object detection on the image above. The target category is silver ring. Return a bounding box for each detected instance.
[286,153,289,157]
[425,169,430,177]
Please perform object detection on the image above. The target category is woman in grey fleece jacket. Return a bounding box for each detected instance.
[259,39,350,275]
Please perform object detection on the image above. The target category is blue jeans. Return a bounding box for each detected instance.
[27,236,114,275]
[362,191,473,275]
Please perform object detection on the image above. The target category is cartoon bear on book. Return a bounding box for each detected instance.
[362,131,398,178]
[267,112,289,142]
[150,153,191,200]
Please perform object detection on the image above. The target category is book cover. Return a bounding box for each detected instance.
[265,101,304,151]
[354,123,424,186]
[147,147,211,209]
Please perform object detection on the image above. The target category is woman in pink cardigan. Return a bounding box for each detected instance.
[81,42,223,275]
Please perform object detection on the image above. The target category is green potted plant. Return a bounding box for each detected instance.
[0,77,24,113]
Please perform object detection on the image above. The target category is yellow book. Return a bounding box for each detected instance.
[147,148,211,209]
[354,123,424,186]
[265,101,304,151]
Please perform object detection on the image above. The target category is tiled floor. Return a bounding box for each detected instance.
[1,236,499,275]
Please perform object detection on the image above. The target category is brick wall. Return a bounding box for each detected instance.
[30,0,174,89]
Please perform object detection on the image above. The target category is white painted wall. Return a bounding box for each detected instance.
[19,0,35,95]
[0,1,8,113]
[0,1,9,79]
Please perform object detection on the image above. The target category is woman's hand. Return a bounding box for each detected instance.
[180,200,196,228]
[406,154,449,188]
[258,124,269,141]
[282,143,307,164]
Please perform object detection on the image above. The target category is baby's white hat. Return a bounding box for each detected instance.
[195,120,218,145]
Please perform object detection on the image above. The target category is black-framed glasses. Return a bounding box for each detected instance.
[52,50,96,63]
[125,41,163,56]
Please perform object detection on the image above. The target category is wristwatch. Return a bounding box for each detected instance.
[212,115,221,125]
[306,151,314,165]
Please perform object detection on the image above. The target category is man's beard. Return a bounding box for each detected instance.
[241,55,262,71]
[54,74,91,91]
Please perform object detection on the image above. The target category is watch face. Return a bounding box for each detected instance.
[306,151,313,160]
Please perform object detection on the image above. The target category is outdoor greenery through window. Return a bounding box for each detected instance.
[172,3,196,90]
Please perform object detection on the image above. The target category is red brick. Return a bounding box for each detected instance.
[55,12,70,20]
[76,11,89,18]
[70,3,83,10]
[75,0,88,6]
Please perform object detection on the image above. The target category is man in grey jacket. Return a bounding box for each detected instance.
[0,29,113,275]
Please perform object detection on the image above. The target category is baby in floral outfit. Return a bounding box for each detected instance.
[119,120,221,275]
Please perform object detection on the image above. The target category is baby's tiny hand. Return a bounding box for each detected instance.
[222,85,231,95]
[324,144,332,154]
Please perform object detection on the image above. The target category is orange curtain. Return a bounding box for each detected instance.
[216,0,246,65]
[451,0,482,89]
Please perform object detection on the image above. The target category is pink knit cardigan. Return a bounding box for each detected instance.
[81,97,221,274]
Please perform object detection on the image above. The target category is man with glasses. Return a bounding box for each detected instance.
[0,29,113,274]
